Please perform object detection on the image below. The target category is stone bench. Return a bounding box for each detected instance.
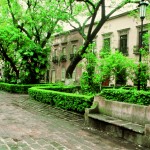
[84,96,150,148]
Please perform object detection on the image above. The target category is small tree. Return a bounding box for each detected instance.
[95,51,136,88]
[80,43,97,93]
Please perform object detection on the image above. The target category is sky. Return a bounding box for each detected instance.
[62,0,138,31]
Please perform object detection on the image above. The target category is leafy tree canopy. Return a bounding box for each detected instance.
[0,0,75,83]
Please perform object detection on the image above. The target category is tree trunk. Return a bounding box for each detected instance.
[66,40,91,78]
[0,49,19,79]
[66,54,82,78]
[66,18,106,79]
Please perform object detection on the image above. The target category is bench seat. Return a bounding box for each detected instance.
[84,96,150,148]
[88,113,145,134]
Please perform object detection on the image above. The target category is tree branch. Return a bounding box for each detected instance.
[7,0,17,25]
[90,0,140,41]
[85,2,93,15]
[17,25,32,39]
[0,44,19,78]
[68,21,86,40]
[102,0,105,18]
[34,26,41,43]
[41,31,52,48]
[87,0,103,40]
[106,0,140,20]
[85,0,96,10]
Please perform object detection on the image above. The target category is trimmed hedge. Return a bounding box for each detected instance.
[40,85,81,93]
[28,86,94,113]
[0,82,53,94]
[100,88,150,105]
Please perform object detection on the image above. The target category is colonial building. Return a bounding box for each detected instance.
[48,30,83,83]
[96,12,150,86]
[48,11,150,86]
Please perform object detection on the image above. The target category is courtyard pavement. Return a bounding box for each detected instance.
[0,91,149,150]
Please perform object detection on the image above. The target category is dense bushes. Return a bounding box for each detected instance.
[100,88,150,105]
[0,83,33,93]
[42,85,81,93]
[28,86,94,113]
[0,82,52,94]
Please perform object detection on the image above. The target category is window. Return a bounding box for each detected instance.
[61,67,65,81]
[62,47,66,55]
[51,70,56,83]
[103,38,110,52]
[72,45,77,54]
[54,49,57,56]
[70,45,77,61]
[60,47,67,62]
[102,32,112,53]
[120,35,128,55]
[139,30,149,51]
[52,49,58,63]
[91,41,97,54]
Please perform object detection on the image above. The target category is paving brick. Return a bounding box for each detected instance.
[0,91,149,150]
[30,143,41,149]
[57,147,68,150]
[36,139,48,146]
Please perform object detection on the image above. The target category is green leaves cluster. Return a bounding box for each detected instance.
[28,86,94,113]
[97,51,136,84]
[100,88,150,105]
[80,43,98,94]
[0,0,75,84]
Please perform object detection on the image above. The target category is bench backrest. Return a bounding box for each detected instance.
[94,96,150,125]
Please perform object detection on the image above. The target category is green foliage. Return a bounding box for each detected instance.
[100,88,150,105]
[18,44,49,84]
[0,82,52,94]
[81,50,138,91]
[3,62,17,83]
[0,24,50,84]
[0,0,74,84]
[39,85,81,93]
[81,46,150,90]
[65,0,141,78]
[0,83,33,93]
[97,51,136,84]
[80,43,98,94]
[28,86,94,113]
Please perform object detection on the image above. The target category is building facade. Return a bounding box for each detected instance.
[48,30,83,84]
[48,11,150,86]
[96,12,150,86]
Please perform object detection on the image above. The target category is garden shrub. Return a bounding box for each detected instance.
[41,85,81,93]
[28,86,94,113]
[100,88,150,105]
[0,82,53,94]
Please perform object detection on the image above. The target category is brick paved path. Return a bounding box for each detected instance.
[0,91,148,150]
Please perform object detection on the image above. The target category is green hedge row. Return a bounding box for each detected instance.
[28,86,94,113]
[0,83,33,93]
[40,85,81,93]
[0,82,53,94]
[100,88,150,105]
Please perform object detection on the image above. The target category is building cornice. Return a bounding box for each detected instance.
[54,9,138,37]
